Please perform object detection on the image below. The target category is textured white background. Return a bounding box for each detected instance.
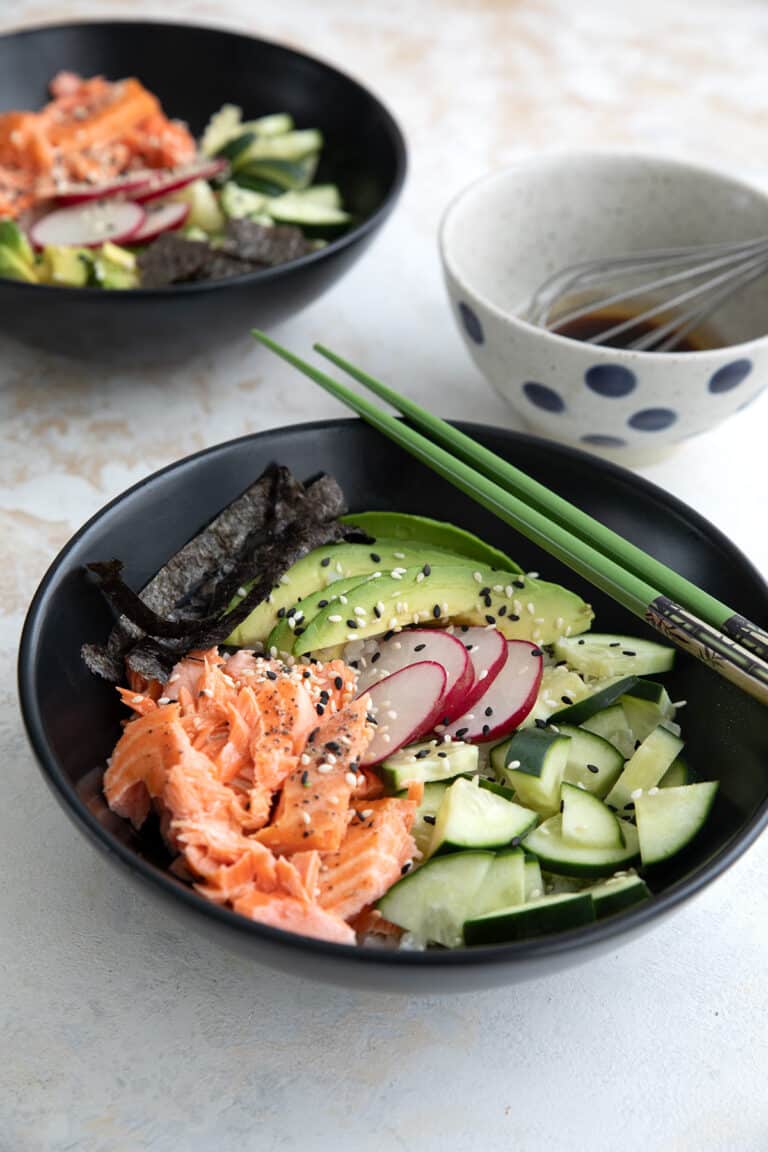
[1,1,767,1149]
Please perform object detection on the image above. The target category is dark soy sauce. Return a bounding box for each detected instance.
[554,306,718,352]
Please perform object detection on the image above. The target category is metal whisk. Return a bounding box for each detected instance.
[527,235,768,351]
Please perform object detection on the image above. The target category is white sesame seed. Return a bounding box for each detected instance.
[507,759,521,768]
[328,614,342,623]
[416,572,425,583]
[301,810,311,825]
[394,552,406,559]
[354,606,367,617]
[556,617,564,630]
[391,572,403,580]
[381,734,391,744]
[300,754,311,765]
[199,688,214,698]
[269,646,278,659]
[338,595,348,605]
[237,586,247,598]
[527,602,536,614]
[479,670,488,680]
[335,562,343,574]
[387,710,398,720]
[530,887,543,899]
[280,574,290,585]
[393,641,402,650]
[473,571,483,583]
[527,571,539,579]
[361,808,374,819]
[345,772,358,787]
[576,782,587,790]
[376,601,385,614]
[672,700,688,709]
[288,617,297,630]
[505,585,515,597]
[630,788,643,800]
[389,617,398,629]
[157,696,171,705]
[493,584,503,593]
[167,673,180,684]
[131,695,143,704]
[648,786,660,795]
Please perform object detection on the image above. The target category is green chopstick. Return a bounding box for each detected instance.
[252,330,768,706]
[314,341,768,668]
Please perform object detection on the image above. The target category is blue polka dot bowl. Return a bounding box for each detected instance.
[440,153,768,459]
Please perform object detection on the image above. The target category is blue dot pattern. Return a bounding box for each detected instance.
[459,302,484,345]
[523,381,565,412]
[628,408,678,432]
[708,359,753,393]
[581,433,627,448]
[585,364,637,397]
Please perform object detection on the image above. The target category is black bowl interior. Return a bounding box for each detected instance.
[18,421,768,989]
[0,21,406,360]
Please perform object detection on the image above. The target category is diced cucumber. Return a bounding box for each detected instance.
[377,851,494,947]
[497,728,570,815]
[171,179,224,233]
[549,676,639,725]
[242,112,294,137]
[620,680,675,743]
[215,131,257,166]
[524,857,544,900]
[266,191,350,228]
[581,704,637,759]
[463,891,595,945]
[659,756,694,788]
[555,723,624,798]
[588,873,651,918]
[397,781,448,856]
[523,815,640,877]
[219,181,269,220]
[561,782,624,850]
[236,129,323,166]
[380,740,478,791]
[429,777,538,855]
[519,666,590,727]
[604,725,684,813]
[472,849,526,916]
[477,777,518,802]
[200,103,243,156]
[635,782,718,866]
[235,154,319,192]
[297,183,343,209]
[554,634,675,678]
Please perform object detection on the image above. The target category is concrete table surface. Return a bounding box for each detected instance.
[1,1,766,1149]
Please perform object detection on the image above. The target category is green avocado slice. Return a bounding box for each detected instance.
[225,539,477,647]
[266,573,383,654]
[293,564,593,655]
[339,512,521,573]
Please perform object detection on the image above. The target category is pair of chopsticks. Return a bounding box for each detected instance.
[252,329,768,707]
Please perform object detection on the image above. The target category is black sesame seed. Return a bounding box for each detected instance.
[277,607,286,618]
[401,862,412,875]
[309,727,320,742]
[485,706,493,717]
[433,604,441,619]
[482,724,491,736]
[480,586,491,597]
[334,676,343,691]
[265,670,278,681]
[508,613,520,622]
[460,625,469,633]
[320,690,329,703]
[325,741,341,753]
[370,552,381,563]
[371,651,381,663]
[316,703,325,716]
[561,694,573,705]
[383,630,394,641]
[373,606,382,619]
[422,564,431,576]
[483,595,492,609]
[321,557,331,567]
[559,799,564,813]
[535,718,547,729]
[510,836,522,848]
[349,660,359,670]
[302,670,312,679]
[498,604,507,617]
[587,763,600,774]
[530,647,543,657]
[347,619,358,629]
[456,727,469,739]
[286,606,296,618]
[437,751,448,758]
[415,748,431,760]
[414,643,426,652]
[622,650,636,656]
[609,642,621,647]
[302,829,311,838]
[624,800,635,811]
[513,578,525,588]
[317,599,329,609]
[366,712,378,725]
[634,739,642,750]
[485,614,496,625]
[606,803,618,812]
[577,638,585,645]
[301,770,310,787]
[295,627,305,637]
[423,815,437,826]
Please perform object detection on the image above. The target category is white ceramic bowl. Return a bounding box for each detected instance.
[440,153,768,457]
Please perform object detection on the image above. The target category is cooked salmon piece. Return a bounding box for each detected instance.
[231,890,355,945]
[103,703,187,827]
[255,697,373,854]
[318,797,418,922]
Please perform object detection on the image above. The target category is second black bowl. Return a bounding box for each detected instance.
[0,20,406,362]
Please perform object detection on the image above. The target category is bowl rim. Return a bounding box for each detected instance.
[439,149,768,361]
[17,418,768,969]
[0,17,407,299]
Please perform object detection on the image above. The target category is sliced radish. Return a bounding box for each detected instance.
[455,627,507,713]
[356,629,473,722]
[357,661,447,766]
[442,640,543,743]
[29,200,146,249]
[56,172,154,205]
[134,158,228,203]
[130,201,190,243]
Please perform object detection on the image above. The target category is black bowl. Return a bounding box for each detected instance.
[0,20,406,363]
[18,421,768,992]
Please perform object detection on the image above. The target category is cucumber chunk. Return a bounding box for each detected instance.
[464,891,595,945]
[523,815,640,877]
[588,873,651,918]
[604,725,684,813]
[472,849,526,916]
[561,782,624,849]
[554,723,624,797]
[377,851,494,947]
[549,676,639,725]
[635,782,718,866]
[554,634,675,678]
[620,681,675,743]
[659,756,694,788]
[497,727,570,815]
[397,781,448,856]
[580,704,637,759]
[266,191,350,228]
[429,777,538,855]
[381,740,478,790]
[524,856,544,900]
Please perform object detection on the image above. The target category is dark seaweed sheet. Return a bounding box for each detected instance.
[137,221,314,288]
[81,464,357,683]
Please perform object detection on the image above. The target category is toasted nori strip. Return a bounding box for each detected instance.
[137,221,312,289]
[137,234,212,288]
[222,219,314,266]
[81,466,349,682]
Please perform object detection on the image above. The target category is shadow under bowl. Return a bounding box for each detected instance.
[0,20,406,364]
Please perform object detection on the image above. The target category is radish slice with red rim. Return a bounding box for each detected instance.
[441,640,543,743]
[133,158,228,202]
[131,201,190,244]
[355,629,472,722]
[357,661,447,766]
[55,173,154,205]
[455,627,507,712]
[29,200,146,249]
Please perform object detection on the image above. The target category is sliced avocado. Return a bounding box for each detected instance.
[225,539,474,648]
[294,564,593,655]
[93,248,139,290]
[340,511,522,573]
[266,573,382,654]
[40,245,91,286]
[0,245,37,283]
[0,218,35,263]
